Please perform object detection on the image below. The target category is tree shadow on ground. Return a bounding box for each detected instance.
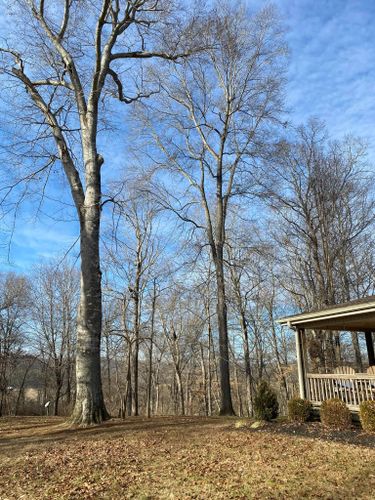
[247,420,375,448]
[0,416,228,457]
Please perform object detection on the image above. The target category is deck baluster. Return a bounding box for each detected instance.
[305,372,375,410]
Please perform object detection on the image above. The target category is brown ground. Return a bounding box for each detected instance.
[0,416,374,499]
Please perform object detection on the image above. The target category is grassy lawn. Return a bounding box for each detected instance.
[0,416,375,499]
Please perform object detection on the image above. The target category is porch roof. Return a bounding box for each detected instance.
[277,296,375,332]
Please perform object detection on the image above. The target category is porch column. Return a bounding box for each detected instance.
[295,328,306,399]
[365,331,375,366]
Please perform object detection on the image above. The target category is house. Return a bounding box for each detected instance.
[278,297,375,411]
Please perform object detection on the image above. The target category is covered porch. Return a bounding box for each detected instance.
[278,297,375,411]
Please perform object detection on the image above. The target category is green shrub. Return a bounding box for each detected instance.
[359,400,375,432]
[320,398,351,430]
[288,397,312,423]
[254,380,279,421]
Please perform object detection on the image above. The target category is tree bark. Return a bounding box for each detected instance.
[70,210,109,425]
[215,259,235,415]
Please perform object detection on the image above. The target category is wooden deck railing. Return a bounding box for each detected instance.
[306,373,375,409]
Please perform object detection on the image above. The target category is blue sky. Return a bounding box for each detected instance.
[1,0,375,273]
[278,0,375,147]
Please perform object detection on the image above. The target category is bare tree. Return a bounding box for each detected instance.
[105,190,161,415]
[159,287,204,415]
[145,277,157,417]
[31,262,78,416]
[227,242,261,416]
[0,0,204,424]
[269,120,375,370]
[140,4,287,414]
[0,273,29,416]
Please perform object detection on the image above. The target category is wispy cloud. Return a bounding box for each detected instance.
[277,0,375,151]
[251,0,375,152]
[1,219,79,272]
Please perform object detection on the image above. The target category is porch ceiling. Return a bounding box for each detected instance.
[277,296,375,332]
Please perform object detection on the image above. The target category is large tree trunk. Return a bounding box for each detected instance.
[212,152,235,416]
[69,133,109,425]
[215,258,235,416]
[70,212,109,425]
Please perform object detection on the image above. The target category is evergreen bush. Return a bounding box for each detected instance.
[288,397,312,423]
[253,380,279,421]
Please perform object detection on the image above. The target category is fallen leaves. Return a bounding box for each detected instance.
[0,416,374,499]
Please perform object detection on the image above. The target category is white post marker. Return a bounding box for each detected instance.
[44,401,51,416]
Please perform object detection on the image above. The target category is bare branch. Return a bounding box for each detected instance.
[110,50,194,61]
[57,0,72,42]
[107,68,159,103]
[1,48,85,214]
[33,78,74,90]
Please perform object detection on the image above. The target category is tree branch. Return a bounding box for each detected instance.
[110,50,194,61]
[57,0,72,42]
[1,48,85,215]
[27,0,88,121]
[107,68,159,103]
[33,78,74,90]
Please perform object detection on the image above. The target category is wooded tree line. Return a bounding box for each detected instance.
[1,1,374,423]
